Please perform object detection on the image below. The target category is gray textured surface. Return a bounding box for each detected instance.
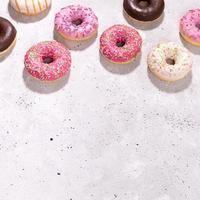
[0,0,200,200]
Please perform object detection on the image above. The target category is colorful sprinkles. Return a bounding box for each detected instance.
[180,9,200,46]
[54,5,98,41]
[100,25,142,63]
[147,42,192,82]
[24,41,71,81]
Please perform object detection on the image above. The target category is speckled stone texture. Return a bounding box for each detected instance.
[0,0,200,200]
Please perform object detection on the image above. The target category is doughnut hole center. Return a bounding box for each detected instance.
[0,25,5,36]
[196,22,200,30]
[166,58,175,65]
[138,0,150,7]
[116,38,126,47]
[72,18,83,26]
[43,56,54,64]
[0,30,3,36]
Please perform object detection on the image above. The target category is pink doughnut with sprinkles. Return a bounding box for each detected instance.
[100,25,142,64]
[180,9,200,46]
[24,41,71,81]
[54,5,98,41]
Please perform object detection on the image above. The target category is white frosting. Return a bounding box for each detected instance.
[9,0,51,15]
[147,42,192,82]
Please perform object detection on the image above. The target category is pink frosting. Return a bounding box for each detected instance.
[54,5,98,40]
[180,9,200,43]
[100,25,142,63]
[24,41,71,81]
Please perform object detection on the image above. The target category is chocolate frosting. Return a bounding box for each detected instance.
[0,17,17,52]
[123,0,165,22]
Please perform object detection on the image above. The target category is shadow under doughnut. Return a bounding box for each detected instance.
[123,9,165,30]
[53,30,98,51]
[0,35,17,62]
[180,33,200,55]
[8,3,51,23]
[23,68,70,94]
[147,67,192,93]
[99,51,141,75]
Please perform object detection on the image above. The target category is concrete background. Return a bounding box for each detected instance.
[0,0,200,200]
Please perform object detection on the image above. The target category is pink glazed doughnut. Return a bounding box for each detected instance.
[24,41,71,81]
[54,5,98,41]
[180,9,200,46]
[100,25,142,64]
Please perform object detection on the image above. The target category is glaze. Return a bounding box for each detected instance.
[180,9,200,46]
[0,17,17,54]
[9,0,51,15]
[100,25,142,63]
[55,5,98,41]
[147,42,192,82]
[123,0,165,22]
[24,41,71,81]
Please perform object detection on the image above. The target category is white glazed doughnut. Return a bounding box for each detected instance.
[147,42,192,82]
[9,0,51,16]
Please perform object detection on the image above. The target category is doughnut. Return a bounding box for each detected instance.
[123,0,165,22]
[147,42,192,82]
[100,25,142,64]
[24,41,71,81]
[54,5,98,41]
[180,9,200,46]
[9,0,51,16]
[0,17,17,57]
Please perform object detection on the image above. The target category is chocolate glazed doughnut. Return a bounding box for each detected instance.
[0,17,17,55]
[123,0,165,22]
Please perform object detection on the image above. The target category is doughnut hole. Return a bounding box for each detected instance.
[138,0,150,7]
[116,38,126,47]
[42,55,54,64]
[166,58,175,65]
[0,25,5,36]
[72,18,83,26]
[195,22,200,30]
